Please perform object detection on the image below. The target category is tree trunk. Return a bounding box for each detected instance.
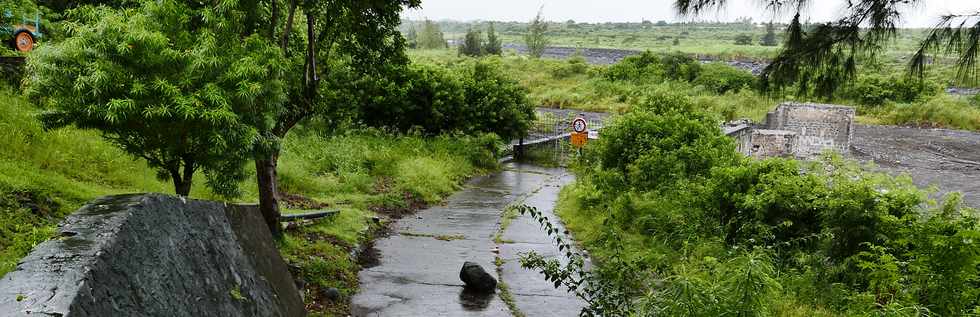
[170,158,194,197]
[281,0,298,52]
[256,152,282,236]
[174,179,192,197]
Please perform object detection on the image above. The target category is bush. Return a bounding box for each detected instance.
[592,91,738,192]
[550,55,589,79]
[843,74,940,106]
[603,51,701,83]
[883,95,980,130]
[354,60,534,140]
[693,63,757,94]
[533,90,980,315]
[734,34,753,45]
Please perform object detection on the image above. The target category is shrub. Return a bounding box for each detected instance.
[843,74,940,106]
[531,88,980,315]
[734,34,753,45]
[550,55,590,79]
[592,91,737,192]
[458,28,483,57]
[604,51,701,83]
[354,61,534,140]
[883,95,980,130]
[693,63,757,94]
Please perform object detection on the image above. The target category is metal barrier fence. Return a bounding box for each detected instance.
[509,109,608,163]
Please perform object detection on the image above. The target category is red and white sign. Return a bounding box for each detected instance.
[572,117,588,133]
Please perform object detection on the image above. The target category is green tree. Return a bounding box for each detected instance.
[27,1,285,197]
[734,34,752,45]
[485,22,502,55]
[524,8,549,58]
[252,0,421,235]
[675,0,980,96]
[458,28,483,57]
[417,19,446,49]
[406,24,419,49]
[760,23,777,46]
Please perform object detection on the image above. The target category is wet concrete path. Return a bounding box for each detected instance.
[351,163,586,316]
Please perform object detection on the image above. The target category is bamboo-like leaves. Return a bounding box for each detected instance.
[26,0,285,197]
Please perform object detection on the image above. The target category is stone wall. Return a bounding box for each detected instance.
[723,123,753,155]
[765,102,855,158]
[749,130,797,158]
[0,194,305,317]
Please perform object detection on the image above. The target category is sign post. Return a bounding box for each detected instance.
[571,116,588,148]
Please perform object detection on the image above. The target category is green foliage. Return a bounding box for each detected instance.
[354,60,534,140]
[524,9,549,58]
[0,0,36,18]
[760,23,778,46]
[881,95,980,130]
[734,34,753,45]
[417,19,446,49]
[593,91,737,191]
[693,62,758,94]
[485,22,502,55]
[405,25,418,49]
[0,85,494,312]
[0,87,209,276]
[842,74,940,106]
[458,28,483,57]
[549,55,589,79]
[604,51,701,83]
[539,90,980,315]
[27,2,285,197]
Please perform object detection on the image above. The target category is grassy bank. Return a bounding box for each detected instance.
[0,88,495,315]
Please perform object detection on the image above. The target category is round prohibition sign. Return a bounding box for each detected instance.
[572,117,588,133]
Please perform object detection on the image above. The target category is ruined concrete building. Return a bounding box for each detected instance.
[725,102,855,159]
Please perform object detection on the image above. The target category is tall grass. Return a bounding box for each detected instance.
[0,87,197,274]
[880,95,980,130]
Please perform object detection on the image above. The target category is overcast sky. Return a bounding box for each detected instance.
[405,0,977,28]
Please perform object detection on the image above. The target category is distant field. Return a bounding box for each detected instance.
[408,19,931,60]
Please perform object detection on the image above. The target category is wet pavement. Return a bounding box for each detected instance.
[351,163,586,317]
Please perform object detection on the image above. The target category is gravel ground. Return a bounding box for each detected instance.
[851,124,980,209]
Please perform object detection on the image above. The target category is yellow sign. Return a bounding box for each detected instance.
[571,132,587,148]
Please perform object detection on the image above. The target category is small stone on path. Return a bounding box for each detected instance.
[459,261,497,293]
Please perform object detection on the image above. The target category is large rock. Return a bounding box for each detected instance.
[459,261,497,292]
[0,194,305,317]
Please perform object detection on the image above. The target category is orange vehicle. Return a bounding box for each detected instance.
[1,10,41,52]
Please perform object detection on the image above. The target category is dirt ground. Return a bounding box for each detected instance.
[851,124,980,209]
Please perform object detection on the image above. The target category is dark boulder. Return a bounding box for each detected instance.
[459,261,497,292]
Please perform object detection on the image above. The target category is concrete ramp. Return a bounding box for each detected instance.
[0,194,305,317]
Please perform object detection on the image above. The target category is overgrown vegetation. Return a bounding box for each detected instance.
[351,59,534,141]
[0,86,496,314]
[523,91,980,316]
[411,46,980,131]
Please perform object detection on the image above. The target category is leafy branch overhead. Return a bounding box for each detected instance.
[675,0,980,97]
[28,2,286,197]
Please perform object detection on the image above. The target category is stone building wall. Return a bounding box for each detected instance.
[749,129,797,158]
[724,102,855,159]
[765,102,855,158]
